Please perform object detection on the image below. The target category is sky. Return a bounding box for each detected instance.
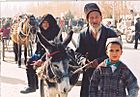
[1,1,140,18]
[1,2,31,17]
[0,1,94,17]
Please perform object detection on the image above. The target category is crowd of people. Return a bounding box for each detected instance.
[1,2,139,97]
[0,17,12,39]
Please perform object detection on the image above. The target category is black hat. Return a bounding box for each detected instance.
[84,3,101,20]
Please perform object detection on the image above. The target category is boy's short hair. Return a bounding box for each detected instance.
[106,37,122,49]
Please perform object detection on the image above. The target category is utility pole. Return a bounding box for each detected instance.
[130,9,135,26]
[112,1,115,26]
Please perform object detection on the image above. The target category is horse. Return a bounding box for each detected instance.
[11,15,37,67]
[36,31,81,97]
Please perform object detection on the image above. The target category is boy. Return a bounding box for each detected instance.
[89,37,139,97]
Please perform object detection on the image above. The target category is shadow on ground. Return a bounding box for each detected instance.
[0,76,26,85]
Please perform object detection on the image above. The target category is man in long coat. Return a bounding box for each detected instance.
[76,3,118,97]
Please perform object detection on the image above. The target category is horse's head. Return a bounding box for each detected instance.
[37,31,74,93]
[29,15,36,26]
[21,15,37,34]
[28,15,37,34]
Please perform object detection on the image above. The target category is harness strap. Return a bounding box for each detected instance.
[47,51,60,57]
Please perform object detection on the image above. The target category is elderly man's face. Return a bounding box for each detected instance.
[88,11,102,28]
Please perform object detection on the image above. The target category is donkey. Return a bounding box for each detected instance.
[36,31,81,97]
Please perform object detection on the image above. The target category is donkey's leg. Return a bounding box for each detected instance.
[48,88,58,97]
[13,42,18,63]
[18,45,22,68]
[59,93,67,97]
[24,46,27,65]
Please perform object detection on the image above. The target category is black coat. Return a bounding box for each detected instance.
[135,21,140,33]
[35,25,60,59]
[76,25,117,97]
[35,14,62,61]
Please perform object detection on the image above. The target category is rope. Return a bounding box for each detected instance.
[18,22,30,42]
[72,62,91,74]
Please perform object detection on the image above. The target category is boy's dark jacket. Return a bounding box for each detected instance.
[89,59,139,97]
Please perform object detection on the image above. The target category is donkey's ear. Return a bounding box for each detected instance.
[37,32,54,49]
[62,30,73,47]
[54,30,62,43]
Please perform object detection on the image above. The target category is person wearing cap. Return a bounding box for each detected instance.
[20,14,62,93]
[134,17,140,49]
[75,3,118,97]
[89,37,139,97]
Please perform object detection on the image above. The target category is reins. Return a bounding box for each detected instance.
[36,32,91,80]
[72,63,89,74]
[18,21,31,42]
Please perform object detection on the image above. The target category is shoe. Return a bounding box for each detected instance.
[20,87,36,94]
[134,45,137,49]
[134,47,137,49]
[18,65,21,68]
[36,86,39,89]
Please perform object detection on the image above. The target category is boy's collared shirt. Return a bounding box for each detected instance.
[105,58,121,72]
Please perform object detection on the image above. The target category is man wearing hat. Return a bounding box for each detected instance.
[134,17,140,49]
[76,3,118,97]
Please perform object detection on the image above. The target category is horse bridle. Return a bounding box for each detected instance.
[46,50,71,83]
[36,32,88,82]
[46,49,90,83]
[18,20,32,40]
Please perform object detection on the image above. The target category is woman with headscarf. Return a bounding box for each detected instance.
[20,14,62,94]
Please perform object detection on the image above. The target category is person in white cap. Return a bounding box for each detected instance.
[89,37,139,97]
[75,3,118,97]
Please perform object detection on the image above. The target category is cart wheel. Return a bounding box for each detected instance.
[126,32,134,43]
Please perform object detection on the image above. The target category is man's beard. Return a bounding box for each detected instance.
[89,23,101,32]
